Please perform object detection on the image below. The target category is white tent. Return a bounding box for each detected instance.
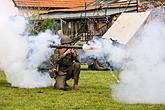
[102,11,151,44]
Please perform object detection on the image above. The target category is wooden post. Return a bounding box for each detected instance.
[85,2,87,40]
[60,18,63,31]
[137,0,139,12]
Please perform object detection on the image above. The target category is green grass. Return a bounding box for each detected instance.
[0,69,165,110]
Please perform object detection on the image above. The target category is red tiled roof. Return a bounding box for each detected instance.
[18,3,137,16]
[13,0,96,8]
[47,3,137,13]
[13,0,137,16]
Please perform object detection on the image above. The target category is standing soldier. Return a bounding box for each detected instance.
[53,36,80,92]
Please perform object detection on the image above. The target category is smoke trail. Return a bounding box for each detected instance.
[112,8,165,104]
[0,2,60,88]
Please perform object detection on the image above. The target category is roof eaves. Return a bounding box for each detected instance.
[43,3,137,14]
[12,0,17,7]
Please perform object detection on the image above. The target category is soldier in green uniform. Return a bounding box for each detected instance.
[53,36,80,92]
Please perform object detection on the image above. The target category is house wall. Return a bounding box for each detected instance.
[58,17,115,41]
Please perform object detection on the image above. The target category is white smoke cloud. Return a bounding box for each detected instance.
[82,8,165,104]
[83,37,126,70]
[112,8,165,104]
[0,2,60,88]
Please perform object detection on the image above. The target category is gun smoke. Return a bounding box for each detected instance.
[83,37,125,70]
[112,8,165,104]
[0,3,60,88]
[82,8,165,104]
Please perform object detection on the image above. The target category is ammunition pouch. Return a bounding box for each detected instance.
[48,68,67,78]
[48,68,58,78]
[58,71,67,76]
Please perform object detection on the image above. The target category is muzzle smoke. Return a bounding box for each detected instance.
[84,37,125,70]
[0,2,60,88]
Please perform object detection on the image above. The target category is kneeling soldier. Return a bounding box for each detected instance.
[53,36,80,92]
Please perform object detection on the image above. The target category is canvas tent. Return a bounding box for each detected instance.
[102,11,151,44]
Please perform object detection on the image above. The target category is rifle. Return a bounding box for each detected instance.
[49,45,83,49]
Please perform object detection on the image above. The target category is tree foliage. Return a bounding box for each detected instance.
[26,18,58,35]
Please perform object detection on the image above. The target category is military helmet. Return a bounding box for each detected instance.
[60,36,73,44]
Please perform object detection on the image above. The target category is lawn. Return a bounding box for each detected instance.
[0,69,165,110]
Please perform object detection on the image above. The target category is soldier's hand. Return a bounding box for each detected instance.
[63,49,72,56]
[71,49,77,56]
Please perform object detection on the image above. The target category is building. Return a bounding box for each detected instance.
[12,0,138,41]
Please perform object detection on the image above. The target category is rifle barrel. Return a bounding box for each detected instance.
[49,45,83,49]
